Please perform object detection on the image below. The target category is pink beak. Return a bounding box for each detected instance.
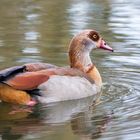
[99,40,114,52]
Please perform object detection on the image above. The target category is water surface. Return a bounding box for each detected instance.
[0,0,140,140]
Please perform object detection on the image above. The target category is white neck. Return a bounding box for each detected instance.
[82,52,92,68]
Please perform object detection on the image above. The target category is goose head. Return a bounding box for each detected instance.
[69,30,113,72]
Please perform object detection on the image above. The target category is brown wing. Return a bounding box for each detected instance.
[4,70,56,90]
[0,63,57,81]
[0,62,57,90]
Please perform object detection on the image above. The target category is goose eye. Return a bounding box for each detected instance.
[93,34,97,39]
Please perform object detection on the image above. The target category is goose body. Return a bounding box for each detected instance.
[0,30,113,105]
[38,75,97,103]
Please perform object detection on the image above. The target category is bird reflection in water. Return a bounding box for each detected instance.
[0,96,113,140]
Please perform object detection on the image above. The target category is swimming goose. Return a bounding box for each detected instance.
[0,30,113,105]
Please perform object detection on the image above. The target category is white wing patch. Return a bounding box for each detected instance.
[38,75,99,103]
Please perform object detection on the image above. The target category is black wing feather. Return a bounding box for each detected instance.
[0,65,26,81]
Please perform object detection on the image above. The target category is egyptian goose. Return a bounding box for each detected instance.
[0,30,113,105]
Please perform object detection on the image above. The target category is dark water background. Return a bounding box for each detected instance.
[0,0,140,139]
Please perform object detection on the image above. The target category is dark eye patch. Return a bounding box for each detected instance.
[88,31,100,42]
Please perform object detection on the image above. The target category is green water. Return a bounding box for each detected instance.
[0,0,140,140]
